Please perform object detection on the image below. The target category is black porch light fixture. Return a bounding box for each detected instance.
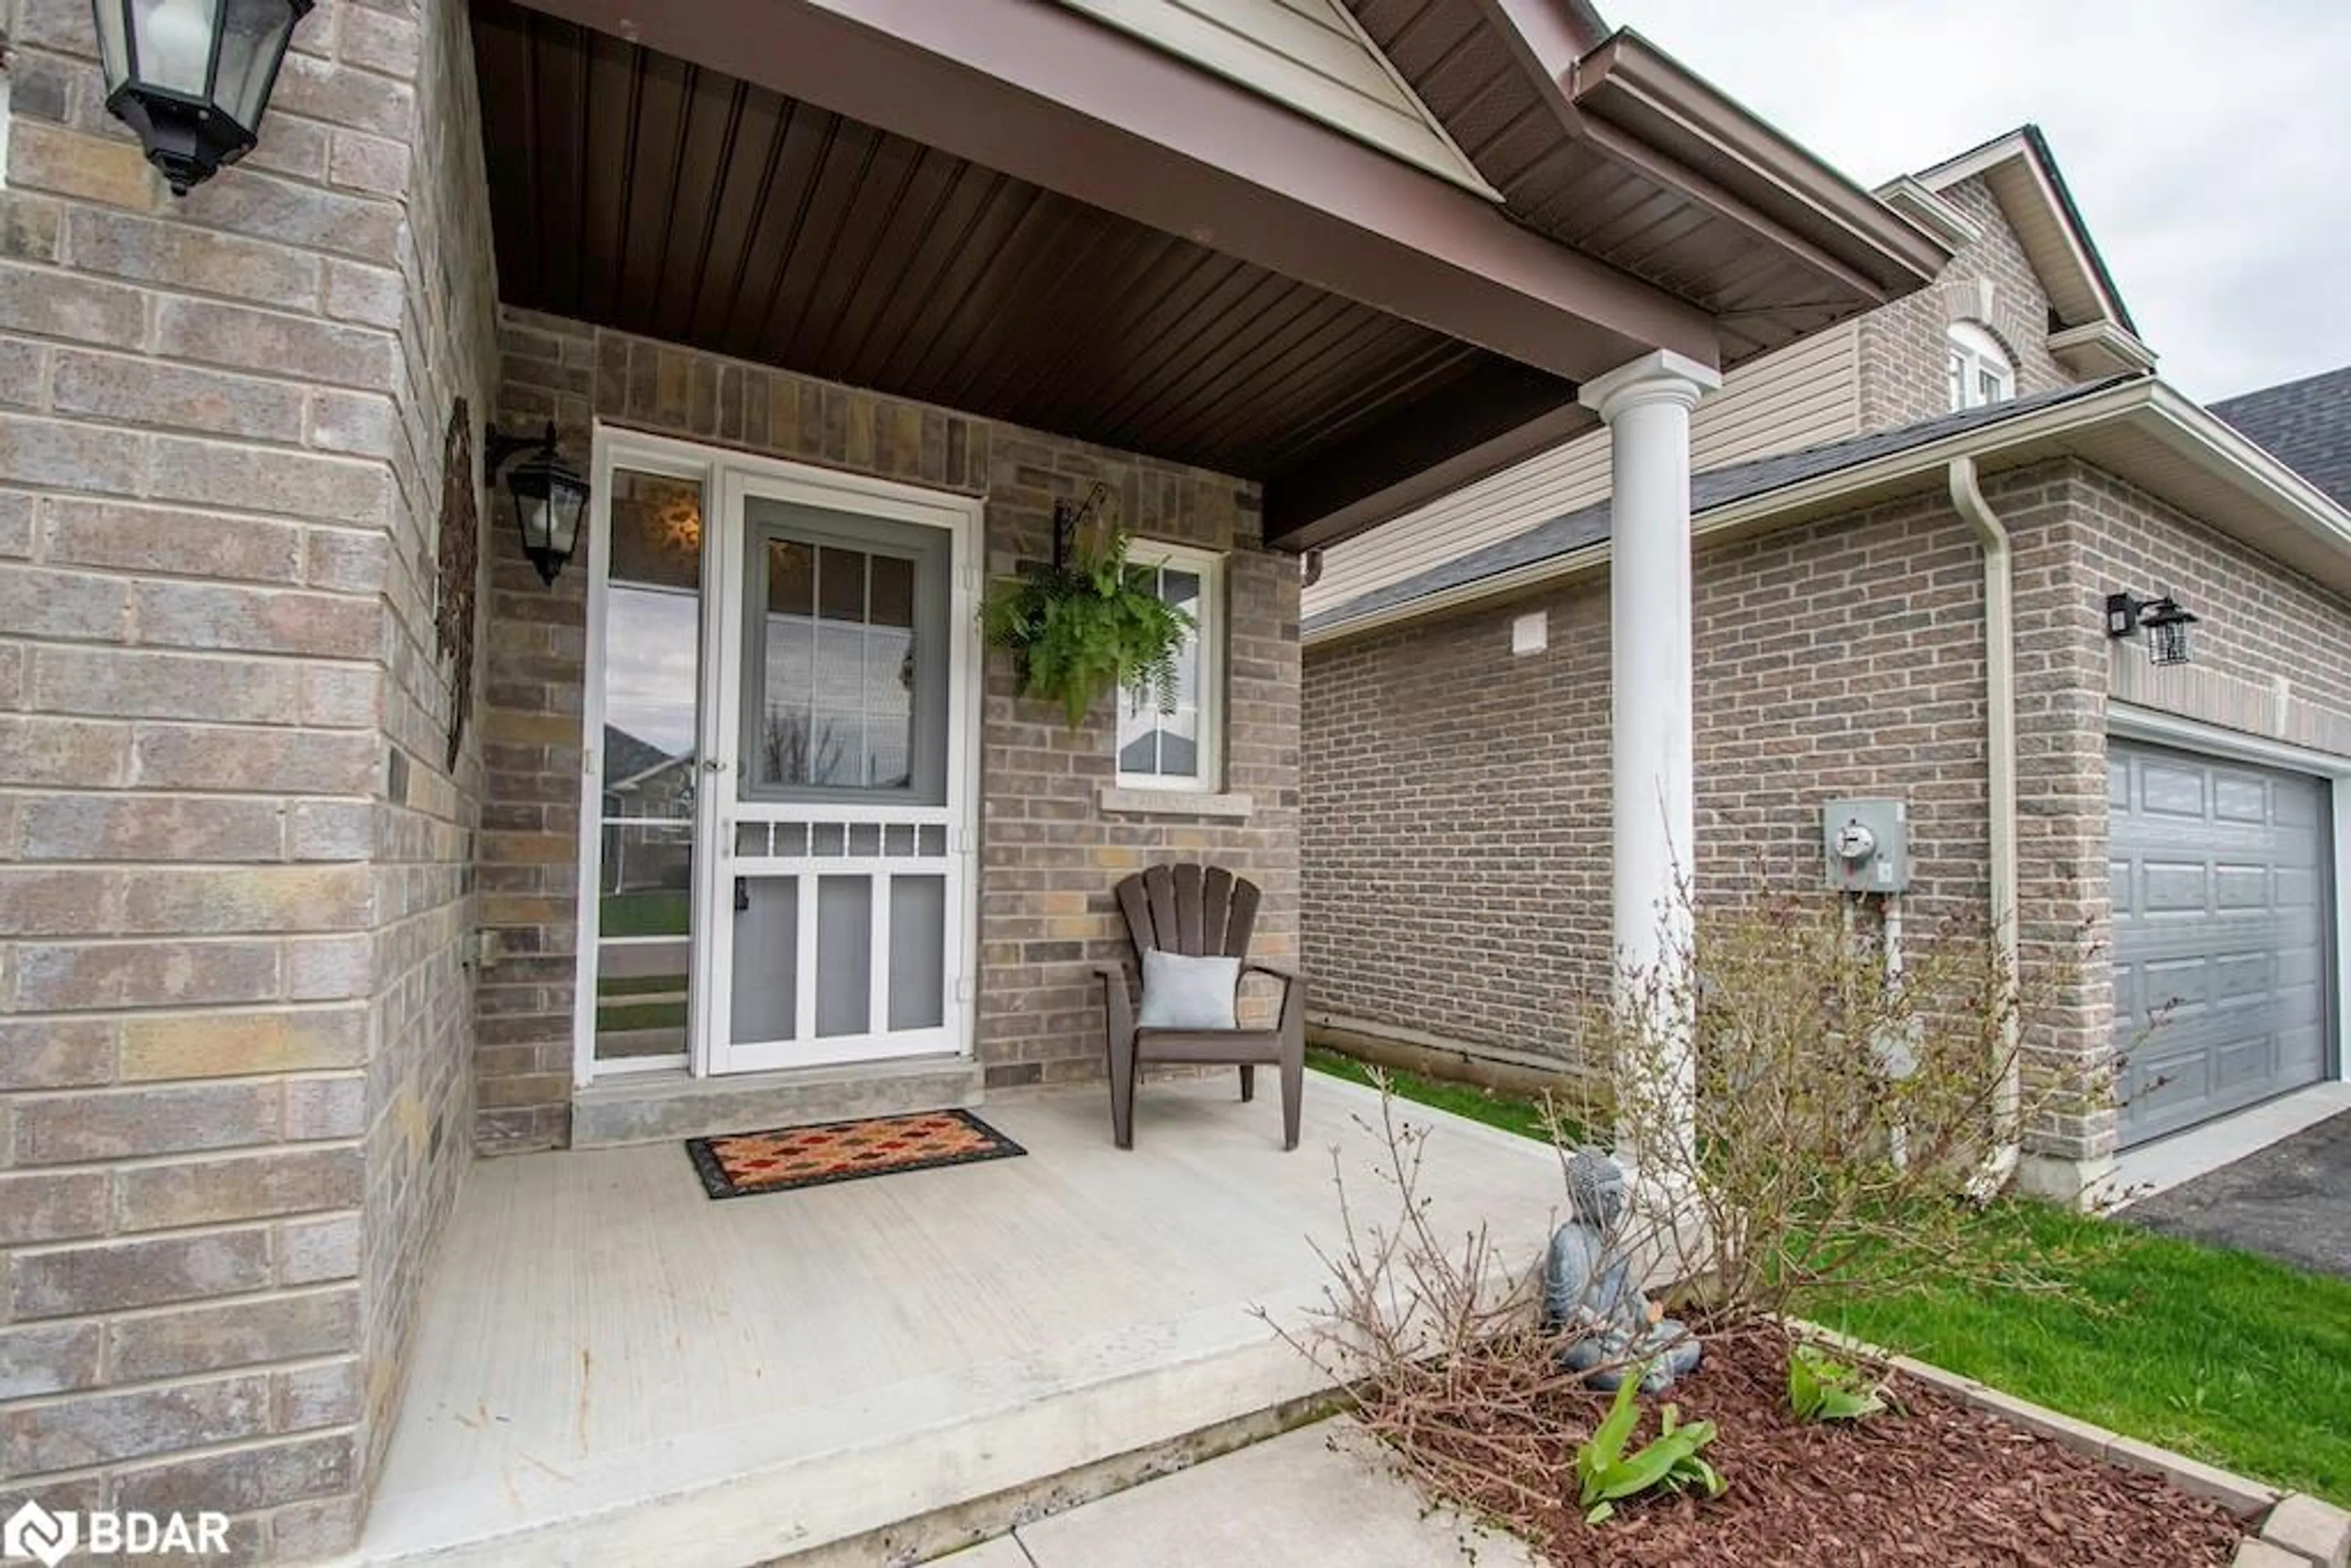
[93,0,316,196]
[2105,588,2200,667]
[486,422,591,587]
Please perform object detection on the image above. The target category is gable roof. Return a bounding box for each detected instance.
[602,726,680,791]
[1305,372,2351,643]
[1908,126,2152,378]
[1054,0,1498,197]
[2210,365,2351,512]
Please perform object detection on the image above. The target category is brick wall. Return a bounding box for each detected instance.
[2083,467,2351,737]
[475,312,1300,1150]
[0,0,497,1558]
[1858,176,2078,432]
[356,0,499,1529]
[1307,476,1996,1069]
[1301,461,2120,1164]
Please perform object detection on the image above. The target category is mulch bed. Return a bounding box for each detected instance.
[1389,1324,2251,1566]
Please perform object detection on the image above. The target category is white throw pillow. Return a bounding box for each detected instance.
[1137,950,1240,1030]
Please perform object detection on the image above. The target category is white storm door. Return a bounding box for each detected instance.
[699,470,975,1075]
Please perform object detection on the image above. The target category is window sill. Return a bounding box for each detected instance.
[1098,786,1254,819]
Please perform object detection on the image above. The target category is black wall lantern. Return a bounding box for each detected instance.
[487,422,590,587]
[2106,588,2200,667]
[94,0,315,195]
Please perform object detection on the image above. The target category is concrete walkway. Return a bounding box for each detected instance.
[2125,1109,2351,1279]
[933,1419,1538,1568]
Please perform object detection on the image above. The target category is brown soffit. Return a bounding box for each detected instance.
[471,1,1583,556]
[1347,0,1944,368]
[1266,375,1599,551]
[504,0,1720,384]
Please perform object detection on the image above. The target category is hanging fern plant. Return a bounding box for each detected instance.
[980,495,1194,729]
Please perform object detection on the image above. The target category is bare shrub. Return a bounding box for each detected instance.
[1264,1090,1594,1545]
[1602,887,2102,1324]
[1276,889,2105,1553]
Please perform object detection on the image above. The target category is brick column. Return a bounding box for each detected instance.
[0,0,498,1558]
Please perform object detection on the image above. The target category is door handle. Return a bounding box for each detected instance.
[703,757,726,774]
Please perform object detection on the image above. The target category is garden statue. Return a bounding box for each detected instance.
[1542,1147,1703,1393]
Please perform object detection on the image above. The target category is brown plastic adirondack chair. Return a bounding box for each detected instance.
[1092,863,1305,1150]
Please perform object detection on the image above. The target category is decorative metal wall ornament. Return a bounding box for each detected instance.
[656,492,703,559]
[437,401,481,770]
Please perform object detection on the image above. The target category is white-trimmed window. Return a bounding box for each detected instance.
[1116,542,1222,791]
[1946,321,2015,412]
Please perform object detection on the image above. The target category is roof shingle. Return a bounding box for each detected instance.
[2210,365,2351,512]
[1307,377,2126,636]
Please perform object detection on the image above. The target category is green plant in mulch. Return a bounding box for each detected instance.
[1573,1371,1727,1525]
[978,525,1191,727]
[1787,1342,1888,1422]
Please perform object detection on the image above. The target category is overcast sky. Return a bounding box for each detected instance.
[1614,1,2351,403]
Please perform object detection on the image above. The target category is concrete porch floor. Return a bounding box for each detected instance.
[345,1074,1566,1567]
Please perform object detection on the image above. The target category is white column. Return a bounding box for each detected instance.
[1580,349,1720,1166]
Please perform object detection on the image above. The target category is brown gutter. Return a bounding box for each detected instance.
[1475,1,1944,307]
[514,0,1721,383]
[1569,31,1950,298]
[1565,111,1897,305]
[1461,6,1946,339]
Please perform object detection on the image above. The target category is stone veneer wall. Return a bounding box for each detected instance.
[0,0,497,1558]
[475,310,1301,1151]
[1301,459,2179,1176]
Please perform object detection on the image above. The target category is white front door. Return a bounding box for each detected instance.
[696,465,979,1075]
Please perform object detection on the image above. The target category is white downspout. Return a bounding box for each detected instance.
[1948,457,2021,1188]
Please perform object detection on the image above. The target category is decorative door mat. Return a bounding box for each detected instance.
[686,1108,1026,1199]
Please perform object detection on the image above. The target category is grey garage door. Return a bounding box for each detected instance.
[2110,741,2332,1146]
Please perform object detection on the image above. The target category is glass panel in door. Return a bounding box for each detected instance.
[709,495,962,1074]
[591,469,706,1068]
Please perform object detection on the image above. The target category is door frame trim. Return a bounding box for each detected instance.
[571,424,986,1089]
[2107,702,2350,1091]
[700,463,979,1076]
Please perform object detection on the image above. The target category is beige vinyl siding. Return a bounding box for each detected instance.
[1056,0,1495,195]
[1304,323,1862,620]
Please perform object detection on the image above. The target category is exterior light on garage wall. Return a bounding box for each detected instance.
[2105,588,2199,667]
[487,422,591,587]
[93,0,316,195]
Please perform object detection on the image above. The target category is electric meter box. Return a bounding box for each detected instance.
[1822,798,1910,894]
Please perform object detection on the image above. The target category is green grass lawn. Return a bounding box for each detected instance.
[1810,1203,2351,1505]
[1305,1047,1569,1142]
[594,1000,688,1033]
[597,973,687,998]
[600,890,689,937]
[1305,1049,2351,1504]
